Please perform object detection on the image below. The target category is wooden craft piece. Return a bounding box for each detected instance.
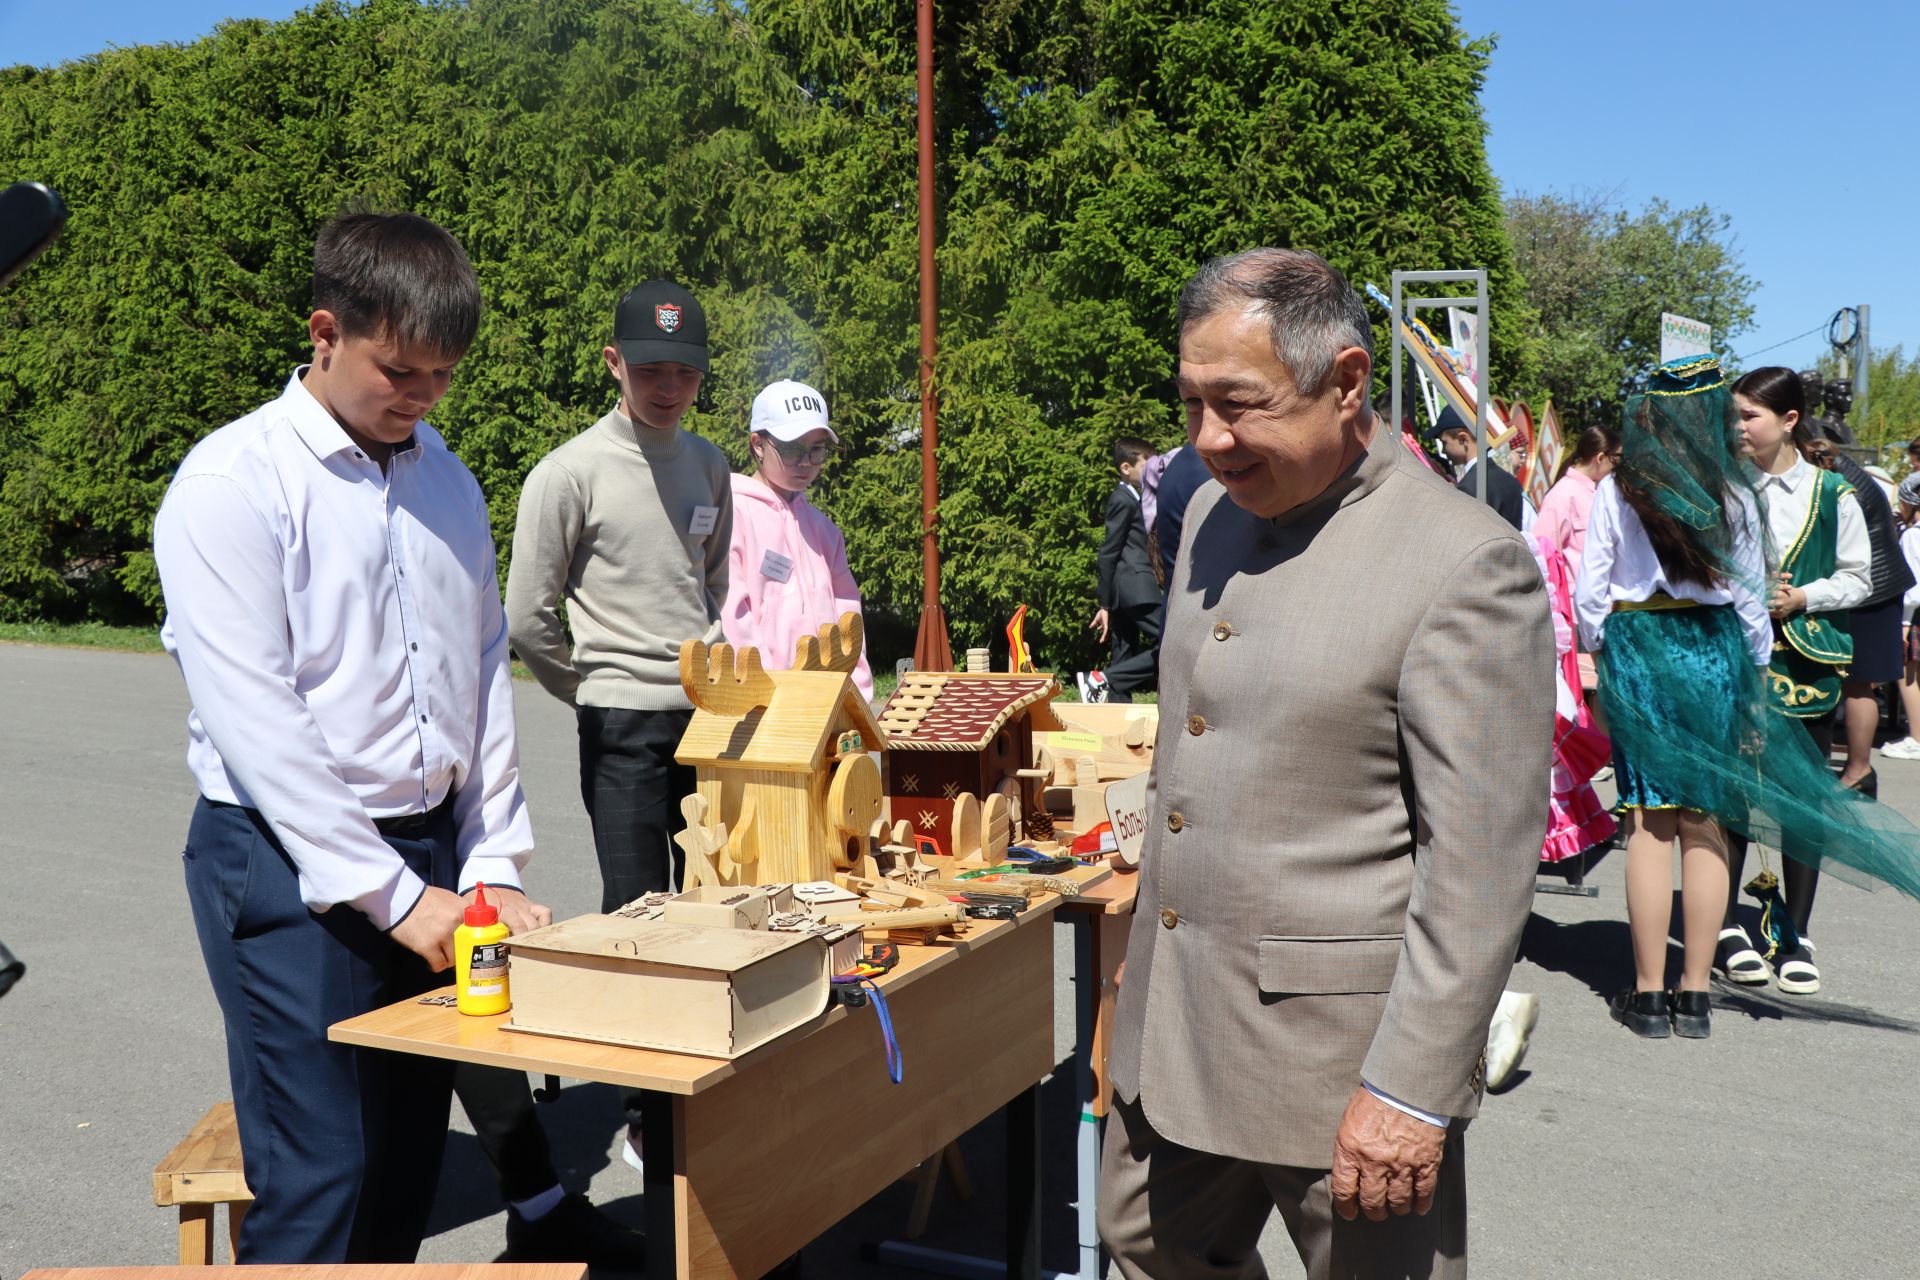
[950,792,982,861]
[826,753,883,869]
[793,611,866,675]
[820,903,965,929]
[681,639,776,717]
[983,792,1012,862]
[673,794,730,892]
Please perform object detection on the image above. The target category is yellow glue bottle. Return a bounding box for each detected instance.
[455,881,512,1016]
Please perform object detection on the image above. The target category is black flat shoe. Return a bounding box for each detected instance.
[1844,768,1878,799]
[1668,989,1711,1038]
[1610,988,1671,1039]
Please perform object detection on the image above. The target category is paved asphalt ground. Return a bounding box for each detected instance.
[4,643,1918,1279]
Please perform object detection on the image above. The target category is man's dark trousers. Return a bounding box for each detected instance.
[182,797,456,1262]
[1106,602,1162,701]
[578,705,696,911]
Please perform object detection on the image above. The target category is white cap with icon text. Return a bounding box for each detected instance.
[751,379,836,443]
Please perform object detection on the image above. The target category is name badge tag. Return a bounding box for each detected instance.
[687,505,719,537]
[760,550,795,583]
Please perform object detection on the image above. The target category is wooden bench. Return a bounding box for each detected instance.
[151,1103,252,1264]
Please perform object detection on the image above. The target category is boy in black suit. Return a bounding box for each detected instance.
[1429,404,1530,531]
[1087,436,1164,702]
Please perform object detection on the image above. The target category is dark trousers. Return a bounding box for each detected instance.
[578,705,696,911]
[454,1063,560,1205]
[1106,601,1163,700]
[182,798,455,1262]
[1727,716,1830,935]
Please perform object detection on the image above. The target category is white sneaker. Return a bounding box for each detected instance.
[1075,671,1093,702]
[1591,765,1615,783]
[1483,991,1540,1092]
[1880,737,1920,760]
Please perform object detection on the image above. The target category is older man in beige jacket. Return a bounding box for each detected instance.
[1098,249,1553,1279]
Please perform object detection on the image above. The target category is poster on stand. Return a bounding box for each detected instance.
[1660,313,1712,363]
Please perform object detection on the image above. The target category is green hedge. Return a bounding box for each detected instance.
[0,0,1528,670]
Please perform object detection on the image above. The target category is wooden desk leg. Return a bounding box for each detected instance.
[1006,1084,1040,1280]
[638,1090,682,1279]
[176,1204,213,1266]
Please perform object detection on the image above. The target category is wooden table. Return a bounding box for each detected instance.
[331,895,1072,1280]
[22,1269,582,1280]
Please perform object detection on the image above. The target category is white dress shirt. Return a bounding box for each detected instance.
[1574,476,1773,668]
[1902,527,1920,624]
[1751,457,1871,613]
[155,370,533,929]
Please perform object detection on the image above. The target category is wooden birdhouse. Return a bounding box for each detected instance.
[672,613,886,889]
[878,672,1065,861]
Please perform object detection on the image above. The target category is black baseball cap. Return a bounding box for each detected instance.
[613,279,708,372]
[1425,403,1471,439]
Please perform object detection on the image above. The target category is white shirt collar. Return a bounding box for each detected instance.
[1756,456,1812,493]
[282,367,421,463]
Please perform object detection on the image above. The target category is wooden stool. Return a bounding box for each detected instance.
[152,1103,253,1264]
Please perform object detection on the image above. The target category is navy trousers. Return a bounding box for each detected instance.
[183,798,455,1262]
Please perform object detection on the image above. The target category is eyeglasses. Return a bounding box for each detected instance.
[769,441,839,466]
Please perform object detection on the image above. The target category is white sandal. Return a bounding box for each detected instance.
[1777,938,1821,994]
[1716,926,1769,985]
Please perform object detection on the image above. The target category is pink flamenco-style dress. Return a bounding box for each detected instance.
[1532,534,1617,863]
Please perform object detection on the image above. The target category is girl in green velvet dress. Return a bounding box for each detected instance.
[1721,367,1872,995]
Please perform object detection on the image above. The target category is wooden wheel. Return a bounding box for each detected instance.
[949,792,982,861]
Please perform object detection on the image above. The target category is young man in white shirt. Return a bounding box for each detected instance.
[155,213,554,1261]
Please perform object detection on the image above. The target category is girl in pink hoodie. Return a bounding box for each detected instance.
[723,379,874,698]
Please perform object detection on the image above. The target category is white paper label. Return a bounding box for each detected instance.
[759,549,795,582]
[688,505,719,537]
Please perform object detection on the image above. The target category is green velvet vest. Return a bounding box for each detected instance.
[1768,468,1855,719]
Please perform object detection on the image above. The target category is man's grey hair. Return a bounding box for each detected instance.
[1176,248,1374,396]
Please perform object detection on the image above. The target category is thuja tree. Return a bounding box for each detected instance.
[0,0,1528,672]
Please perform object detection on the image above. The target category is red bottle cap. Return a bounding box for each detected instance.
[464,882,499,927]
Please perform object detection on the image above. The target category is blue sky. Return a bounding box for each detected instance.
[5,1,1912,375]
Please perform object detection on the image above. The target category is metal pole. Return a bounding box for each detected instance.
[1389,276,1404,444]
[1473,271,1489,502]
[912,0,952,673]
[1857,303,1872,439]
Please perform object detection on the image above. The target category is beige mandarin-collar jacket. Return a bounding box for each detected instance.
[1109,426,1554,1168]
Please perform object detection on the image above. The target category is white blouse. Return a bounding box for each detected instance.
[1751,456,1871,613]
[1573,476,1773,667]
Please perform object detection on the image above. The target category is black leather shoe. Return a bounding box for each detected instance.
[1846,768,1879,800]
[505,1193,647,1269]
[1668,988,1711,1038]
[1609,988,1671,1038]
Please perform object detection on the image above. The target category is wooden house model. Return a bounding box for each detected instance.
[877,672,1065,860]
[673,614,886,888]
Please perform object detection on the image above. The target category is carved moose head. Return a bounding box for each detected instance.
[680,639,778,717]
[793,611,864,675]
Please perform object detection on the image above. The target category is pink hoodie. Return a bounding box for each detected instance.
[722,472,873,699]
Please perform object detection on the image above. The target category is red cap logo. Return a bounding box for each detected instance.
[654,303,683,334]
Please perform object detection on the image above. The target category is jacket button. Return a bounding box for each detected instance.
[1213,621,1233,641]
[1166,811,1185,832]
[1160,908,1178,929]
[1187,714,1206,736]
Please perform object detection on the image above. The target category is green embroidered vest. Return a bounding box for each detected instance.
[1767,467,1855,718]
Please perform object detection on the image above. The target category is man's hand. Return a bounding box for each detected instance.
[1089,607,1111,643]
[1329,1087,1445,1223]
[389,886,466,971]
[466,884,553,935]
